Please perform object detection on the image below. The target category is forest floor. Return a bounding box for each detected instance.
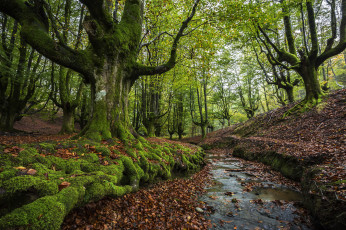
[0,115,215,229]
[183,89,345,229]
[184,89,345,200]
[0,90,344,229]
[0,113,76,145]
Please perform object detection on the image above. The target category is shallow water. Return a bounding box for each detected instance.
[200,153,313,230]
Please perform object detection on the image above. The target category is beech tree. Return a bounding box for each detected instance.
[0,15,45,131]
[0,0,201,140]
[254,0,346,114]
[48,1,86,134]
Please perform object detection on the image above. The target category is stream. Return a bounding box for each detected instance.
[199,152,314,230]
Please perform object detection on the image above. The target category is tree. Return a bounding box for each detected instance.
[189,64,210,139]
[254,0,345,114]
[50,63,84,134]
[0,15,44,131]
[237,61,260,119]
[254,47,299,103]
[0,0,201,141]
[212,70,235,127]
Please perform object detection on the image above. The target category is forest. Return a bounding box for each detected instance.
[0,0,345,229]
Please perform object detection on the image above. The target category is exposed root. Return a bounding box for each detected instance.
[282,95,324,119]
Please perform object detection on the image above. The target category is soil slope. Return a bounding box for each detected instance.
[184,89,346,229]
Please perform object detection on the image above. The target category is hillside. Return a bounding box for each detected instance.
[184,89,346,229]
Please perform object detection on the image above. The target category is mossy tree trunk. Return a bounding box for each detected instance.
[297,60,323,103]
[141,76,168,138]
[0,0,201,140]
[51,65,84,134]
[175,93,185,140]
[254,48,298,104]
[50,1,84,134]
[61,108,75,134]
[286,86,294,104]
[200,123,207,139]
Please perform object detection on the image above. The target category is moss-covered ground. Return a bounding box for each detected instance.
[0,137,205,229]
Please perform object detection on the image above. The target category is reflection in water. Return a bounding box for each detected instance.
[252,187,303,201]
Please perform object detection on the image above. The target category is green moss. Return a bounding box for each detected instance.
[83,99,112,141]
[148,151,161,161]
[152,148,162,158]
[121,156,139,185]
[125,147,138,159]
[0,136,206,229]
[283,95,324,118]
[138,152,149,171]
[85,182,107,202]
[56,186,83,212]
[19,148,39,158]
[2,176,58,196]
[162,147,171,154]
[82,153,100,163]
[135,142,144,151]
[0,169,16,187]
[0,196,66,230]
[0,154,12,167]
[137,136,147,143]
[80,161,100,173]
[38,143,56,154]
[181,155,194,171]
[159,163,171,179]
[95,146,111,157]
[65,160,82,174]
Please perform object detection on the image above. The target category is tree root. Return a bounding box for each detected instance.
[282,96,324,119]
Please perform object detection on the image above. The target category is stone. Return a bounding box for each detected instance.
[195,207,204,213]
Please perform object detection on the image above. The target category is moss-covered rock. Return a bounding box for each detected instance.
[0,138,205,229]
[233,146,303,181]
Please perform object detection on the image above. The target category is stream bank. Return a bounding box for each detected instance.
[184,90,345,230]
[199,151,314,229]
[232,144,345,230]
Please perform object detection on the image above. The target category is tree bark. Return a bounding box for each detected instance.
[298,62,322,102]
[60,108,75,134]
[201,124,207,139]
[0,111,16,132]
[0,0,201,140]
[80,62,135,141]
[285,86,294,103]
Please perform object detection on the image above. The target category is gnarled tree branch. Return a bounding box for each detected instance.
[0,0,95,80]
[133,0,201,77]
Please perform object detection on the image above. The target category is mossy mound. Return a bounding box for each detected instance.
[0,137,205,229]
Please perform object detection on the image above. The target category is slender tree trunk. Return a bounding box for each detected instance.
[285,86,295,103]
[60,108,75,134]
[200,124,207,139]
[146,121,156,137]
